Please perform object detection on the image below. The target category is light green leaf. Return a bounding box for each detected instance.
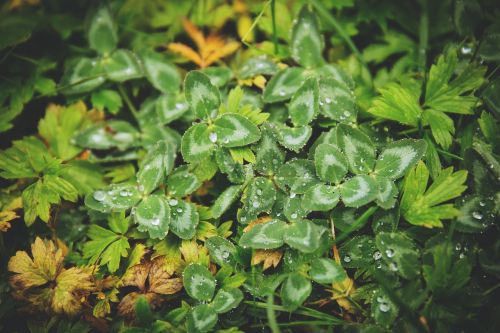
[155,94,189,125]
[141,51,180,94]
[318,77,357,123]
[181,123,215,163]
[283,219,322,253]
[87,6,117,54]
[422,109,454,148]
[284,193,309,221]
[169,200,199,240]
[289,77,319,126]
[314,143,348,183]
[211,185,242,219]
[239,56,278,79]
[375,232,420,279]
[167,167,201,197]
[375,139,427,179]
[337,124,376,174]
[340,175,378,207]
[206,236,237,266]
[214,113,261,147]
[91,89,122,114]
[85,183,141,212]
[309,258,347,284]
[61,57,105,95]
[83,225,129,273]
[212,288,243,313]
[74,120,140,150]
[276,125,312,152]
[238,177,276,224]
[133,194,170,239]
[280,273,312,311]
[186,304,217,333]
[374,176,398,209]
[254,124,285,176]
[137,140,174,194]
[238,219,286,249]
[301,184,339,211]
[183,263,216,301]
[276,159,320,194]
[290,6,324,68]
[104,49,143,82]
[185,70,220,120]
[22,180,60,225]
[456,195,497,233]
[263,67,305,103]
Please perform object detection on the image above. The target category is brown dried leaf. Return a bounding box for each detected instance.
[251,249,283,270]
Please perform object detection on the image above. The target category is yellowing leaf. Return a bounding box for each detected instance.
[0,210,18,232]
[251,249,283,270]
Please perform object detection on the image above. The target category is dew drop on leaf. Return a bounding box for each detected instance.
[93,191,106,201]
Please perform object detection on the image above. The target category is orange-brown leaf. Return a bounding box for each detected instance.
[251,249,283,270]
[182,18,205,50]
[168,43,203,67]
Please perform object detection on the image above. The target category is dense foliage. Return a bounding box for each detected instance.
[1,0,499,332]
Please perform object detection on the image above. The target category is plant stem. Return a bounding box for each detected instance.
[266,294,281,333]
[436,148,464,161]
[418,0,429,75]
[118,84,139,121]
[333,206,378,245]
[271,0,279,54]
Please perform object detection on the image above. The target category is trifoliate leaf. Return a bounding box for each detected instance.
[283,219,322,253]
[239,219,287,249]
[212,288,243,313]
[169,200,199,240]
[133,194,170,239]
[318,77,357,123]
[276,159,320,194]
[186,304,218,333]
[83,225,129,273]
[104,49,143,82]
[276,125,312,152]
[239,177,276,224]
[181,123,215,163]
[263,67,305,103]
[206,236,237,266]
[183,263,215,301]
[309,258,347,284]
[289,77,319,126]
[301,184,340,211]
[167,167,201,197]
[314,143,348,184]
[87,6,117,54]
[141,51,180,94]
[280,273,312,311]
[375,232,420,279]
[375,139,427,179]
[214,113,261,147]
[211,185,242,219]
[137,140,175,194]
[85,183,141,213]
[290,6,324,68]
[340,175,378,207]
[337,124,376,174]
[184,70,220,120]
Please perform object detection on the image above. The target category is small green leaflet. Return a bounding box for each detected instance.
[283,219,323,253]
[289,77,319,126]
[284,193,309,221]
[206,236,237,266]
[85,183,141,212]
[214,113,261,147]
[211,185,242,219]
[183,263,216,301]
[186,304,217,333]
[141,51,180,94]
[215,148,245,184]
[181,123,215,163]
[374,139,427,179]
[375,232,420,279]
[238,219,286,249]
[371,289,399,328]
[309,258,347,284]
[254,124,285,176]
[301,184,340,211]
[239,56,278,79]
[169,200,199,240]
[212,288,243,313]
[83,225,129,273]
[337,124,376,174]
[104,49,143,82]
[74,120,140,150]
[61,57,105,95]
[185,71,220,120]
[340,175,378,207]
[290,6,324,68]
[133,194,170,239]
[137,140,174,194]
[276,159,320,194]
[276,125,312,152]
[155,94,188,125]
[87,6,117,54]
[238,177,276,224]
[167,167,201,197]
[318,77,357,123]
[374,176,398,209]
[263,67,305,103]
[422,109,454,148]
[314,143,348,184]
[280,273,312,311]
[91,89,122,114]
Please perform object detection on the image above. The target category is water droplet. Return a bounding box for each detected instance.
[459,253,465,259]
[177,208,183,213]
[138,185,145,192]
[278,90,286,96]
[209,132,218,143]
[389,262,398,271]
[252,202,260,208]
[373,251,382,260]
[472,211,483,220]
[151,218,160,226]
[455,243,461,251]
[290,192,296,199]
[169,199,178,206]
[256,189,263,195]
[343,255,351,263]
[93,191,106,201]
[385,249,395,258]
[379,302,390,312]
[222,251,230,259]
[479,201,486,207]
[291,213,298,219]
[325,97,332,104]
[119,190,130,197]
[461,46,472,55]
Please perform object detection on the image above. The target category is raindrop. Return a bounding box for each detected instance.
[257,189,263,195]
[209,132,218,143]
[177,208,183,213]
[325,97,332,104]
[222,251,230,259]
[479,201,486,207]
[169,199,178,206]
[389,262,398,271]
[373,251,382,260]
[455,243,461,251]
[138,185,145,192]
[379,302,390,313]
[291,213,298,219]
[151,218,160,226]
[472,211,483,220]
[252,202,260,208]
[278,90,286,96]
[290,192,296,199]
[93,191,106,201]
[459,253,465,259]
[385,249,395,258]
[119,190,130,197]
[343,255,351,263]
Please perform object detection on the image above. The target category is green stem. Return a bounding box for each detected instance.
[333,206,378,245]
[118,84,139,121]
[266,294,281,333]
[436,148,464,161]
[418,0,429,75]
[271,0,279,54]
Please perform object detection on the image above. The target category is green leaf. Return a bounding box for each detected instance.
[91,89,122,114]
[137,140,175,194]
[456,195,497,233]
[284,193,309,221]
[183,263,216,301]
[280,273,312,311]
[215,148,245,183]
[263,67,305,103]
[239,56,278,79]
[318,77,357,123]
[211,185,242,219]
[276,159,320,194]
[375,232,420,279]
[290,6,324,68]
[314,143,348,183]
[238,177,276,224]
[301,184,340,211]
[169,200,199,240]
[337,124,376,174]
[309,258,347,284]
[371,289,399,328]
[141,51,180,94]
[254,124,285,176]
[283,219,323,253]
[185,71,220,120]
[87,6,117,54]
[238,219,286,249]
[289,77,319,126]
[206,236,237,266]
[61,57,105,95]
[214,113,261,147]
[85,184,141,213]
[181,123,215,163]
[22,180,60,225]
[340,175,378,207]
[276,125,312,152]
[186,304,217,333]
[212,288,243,313]
[74,120,140,150]
[368,82,422,127]
[167,167,201,197]
[155,94,189,125]
[422,109,454,149]
[375,139,427,179]
[104,49,143,82]
[133,194,171,239]
[339,235,377,268]
[374,176,398,209]
[83,225,129,273]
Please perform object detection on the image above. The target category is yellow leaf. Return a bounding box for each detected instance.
[182,18,205,51]
[168,43,203,67]
[53,266,94,316]
[252,249,283,270]
[237,15,254,42]
[0,210,18,232]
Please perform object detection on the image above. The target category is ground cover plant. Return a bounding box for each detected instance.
[0,0,499,332]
